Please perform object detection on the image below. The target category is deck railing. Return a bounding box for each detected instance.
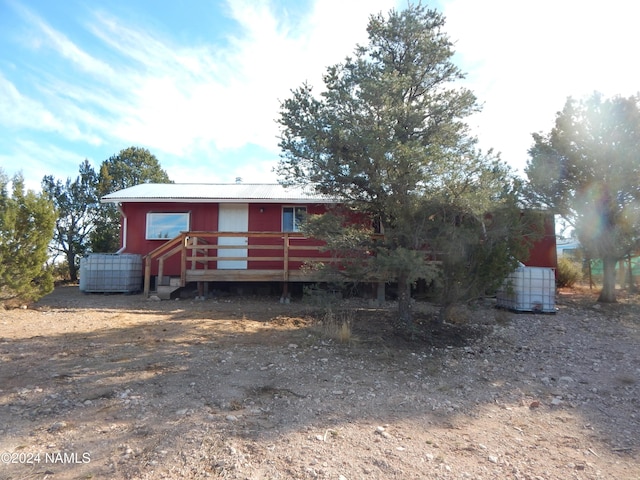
[143,231,329,295]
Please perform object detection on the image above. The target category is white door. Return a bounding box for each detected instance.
[218,203,248,269]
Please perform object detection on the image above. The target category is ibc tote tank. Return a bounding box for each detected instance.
[496,266,556,313]
[79,253,142,293]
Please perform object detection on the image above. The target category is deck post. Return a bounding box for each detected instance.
[376,281,386,304]
[180,233,187,287]
[280,281,290,303]
[158,259,164,286]
[191,236,197,270]
[281,233,290,303]
[283,233,290,279]
[144,256,151,296]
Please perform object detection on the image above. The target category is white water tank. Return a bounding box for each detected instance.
[79,254,142,293]
[496,266,555,313]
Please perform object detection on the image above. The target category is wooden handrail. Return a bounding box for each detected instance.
[143,231,315,295]
[144,232,188,295]
[144,231,436,295]
[142,231,391,296]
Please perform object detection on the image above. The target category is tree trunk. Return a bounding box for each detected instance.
[627,254,637,293]
[397,273,412,326]
[67,250,78,282]
[437,304,451,325]
[598,256,617,303]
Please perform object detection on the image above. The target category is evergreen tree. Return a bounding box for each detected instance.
[0,171,56,304]
[526,93,640,302]
[91,146,172,252]
[42,160,99,281]
[278,5,528,325]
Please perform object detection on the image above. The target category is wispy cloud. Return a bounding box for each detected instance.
[10,0,116,79]
[0,73,61,130]
[4,0,399,161]
[0,138,91,190]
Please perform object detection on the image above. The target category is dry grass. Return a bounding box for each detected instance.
[494,308,512,325]
[443,305,470,324]
[334,319,352,344]
[316,308,356,344]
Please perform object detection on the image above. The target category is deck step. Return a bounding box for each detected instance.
[155,285,181,300]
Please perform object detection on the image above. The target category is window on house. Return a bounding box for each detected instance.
[282,206,307,232]
[146,212,190,240]
[372,216,384,234]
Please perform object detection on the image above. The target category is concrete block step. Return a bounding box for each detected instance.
[155,285,181,300]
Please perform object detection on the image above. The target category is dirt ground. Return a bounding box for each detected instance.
[0,285,638,480]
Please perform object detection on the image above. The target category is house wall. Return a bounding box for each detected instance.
[526,213,557,269]
[245,203,330,270]
[120,201,330,276]
[119,202,556,279]
[121,202,219,276]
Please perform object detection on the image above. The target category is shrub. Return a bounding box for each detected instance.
[46,261,72,283]
[302,283,342,308]
[556,256,582,287]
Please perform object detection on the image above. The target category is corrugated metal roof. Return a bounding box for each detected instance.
[101,183,337,204]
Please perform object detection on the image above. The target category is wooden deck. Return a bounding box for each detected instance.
[143,231,337,295]
[184,268,328,282]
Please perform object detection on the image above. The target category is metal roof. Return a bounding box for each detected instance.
[101,183,338,204]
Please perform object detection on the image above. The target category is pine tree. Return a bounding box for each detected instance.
[278,5,528,325]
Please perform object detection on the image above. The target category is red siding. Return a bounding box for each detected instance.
[526,213,557,269]
[247,203,278,231]
[118,202,556,278]
[120,202,330,276]
[121,202,219,276]
[246,203,329,270]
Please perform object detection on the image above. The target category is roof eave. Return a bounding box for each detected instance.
[100,197,339,204]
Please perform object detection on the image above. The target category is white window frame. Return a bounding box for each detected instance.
[282,206,307,232]
[146,212,190,240]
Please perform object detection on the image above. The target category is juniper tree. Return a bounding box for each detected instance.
[42,160,99,281]
[278,5,528,325]
[0,171,56,304]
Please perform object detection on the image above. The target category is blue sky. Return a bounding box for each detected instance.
[1,0,639,192]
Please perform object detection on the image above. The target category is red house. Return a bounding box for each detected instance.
[101,183,339,297]
[101,183,556,298]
